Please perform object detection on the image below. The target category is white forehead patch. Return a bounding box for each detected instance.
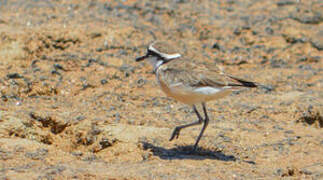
[163,53,181,59]
[149,43,181,60]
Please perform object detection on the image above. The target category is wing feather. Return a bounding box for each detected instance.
[158,58,257,89]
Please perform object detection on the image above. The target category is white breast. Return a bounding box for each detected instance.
[157,79,232,105]
[193,86,222,95]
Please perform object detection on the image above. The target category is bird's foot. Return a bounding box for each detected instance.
[169,127,181,141]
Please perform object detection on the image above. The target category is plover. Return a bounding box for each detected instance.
[136,41,258,151]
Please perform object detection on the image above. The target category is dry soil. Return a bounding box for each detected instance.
[0,0,322,179]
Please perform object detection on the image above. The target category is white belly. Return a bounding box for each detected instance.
[158,80,232,105]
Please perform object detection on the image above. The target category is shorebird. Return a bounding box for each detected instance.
[136,41,258,151]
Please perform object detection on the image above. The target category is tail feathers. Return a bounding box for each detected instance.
[228,76,258,88]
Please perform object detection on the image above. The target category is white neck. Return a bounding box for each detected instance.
[147,56,164,72]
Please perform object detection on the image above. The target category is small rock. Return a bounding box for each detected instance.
[31,59,39,66]
[96,47,103,52]
[99,138,115,149]
[71,151,83,156]
[0,19,6,24]
[82,83,94,90]
[212,42,222,50]
[284,130,294,134]
[273,125,284,130]
[300,169,312,175]
[1,95,8,102]
[298,64,312,70]
[291,12,322,25]
[275,168,284,176]
[53,63,64,71]
[0,149,13,160]
[51,69,61,75]
[100,79,108,85]
[82,154,97,161]
[136,78,146,87]
[296,106,323,128]
[222,136,232,142]
[270,59,287,68]
[7,73,23,79]
[76,115,86,121]
[141,152,151,161]
[91,126,101,136]
[25,148,48,160]
[297,56,308,63]
[113,113,121,122]
[310,39,323,51]
[86,58,98,67]
[265,27,274,34]
[276,0,295,6]
[260,115,270,120]
[233,28,241,35]
[90,32,102,39]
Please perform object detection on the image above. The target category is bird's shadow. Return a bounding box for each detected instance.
[141,142,237,162]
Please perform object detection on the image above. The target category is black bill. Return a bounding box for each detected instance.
[135,54,148,62]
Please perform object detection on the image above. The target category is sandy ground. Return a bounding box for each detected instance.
[0,0,322,179]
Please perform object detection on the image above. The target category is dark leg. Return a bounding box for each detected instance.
[192,102,209,151]
[169,105,203,141]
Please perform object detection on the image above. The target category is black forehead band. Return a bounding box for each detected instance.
[147,49,165,60]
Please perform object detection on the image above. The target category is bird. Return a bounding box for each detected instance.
[135,41,258,151]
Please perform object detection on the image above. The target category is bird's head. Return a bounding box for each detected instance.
[136,41,181,70]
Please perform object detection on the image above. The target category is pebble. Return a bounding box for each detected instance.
[51,70,61,75]
[310,39,323,51]
[96,47,103,52]
[53,64,64,71]
[89,32,102,39]
[284,130,294,134]
[275,168,284,176]
[71,151,83,156]
[273,125,284,130]
[100,79,108,85]
[300,169,312,175]
[81,154,97,161]
[25,148,48,160]
[291,13,322,25]
[136,78,146,87]
[99,138,114,149]
[265,26,274,34]
[7,73,23,79]
[270,59,287,68]
[113,113,121,123]
[276,0,295,6]
[233,28,241,35]
[212,42,222,50]
[141,152,151,161]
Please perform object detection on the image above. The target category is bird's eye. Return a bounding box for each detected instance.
[147,49,153,56]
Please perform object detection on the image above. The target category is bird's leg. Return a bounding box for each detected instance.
[192,102,209,151]
[169,105,203,141]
